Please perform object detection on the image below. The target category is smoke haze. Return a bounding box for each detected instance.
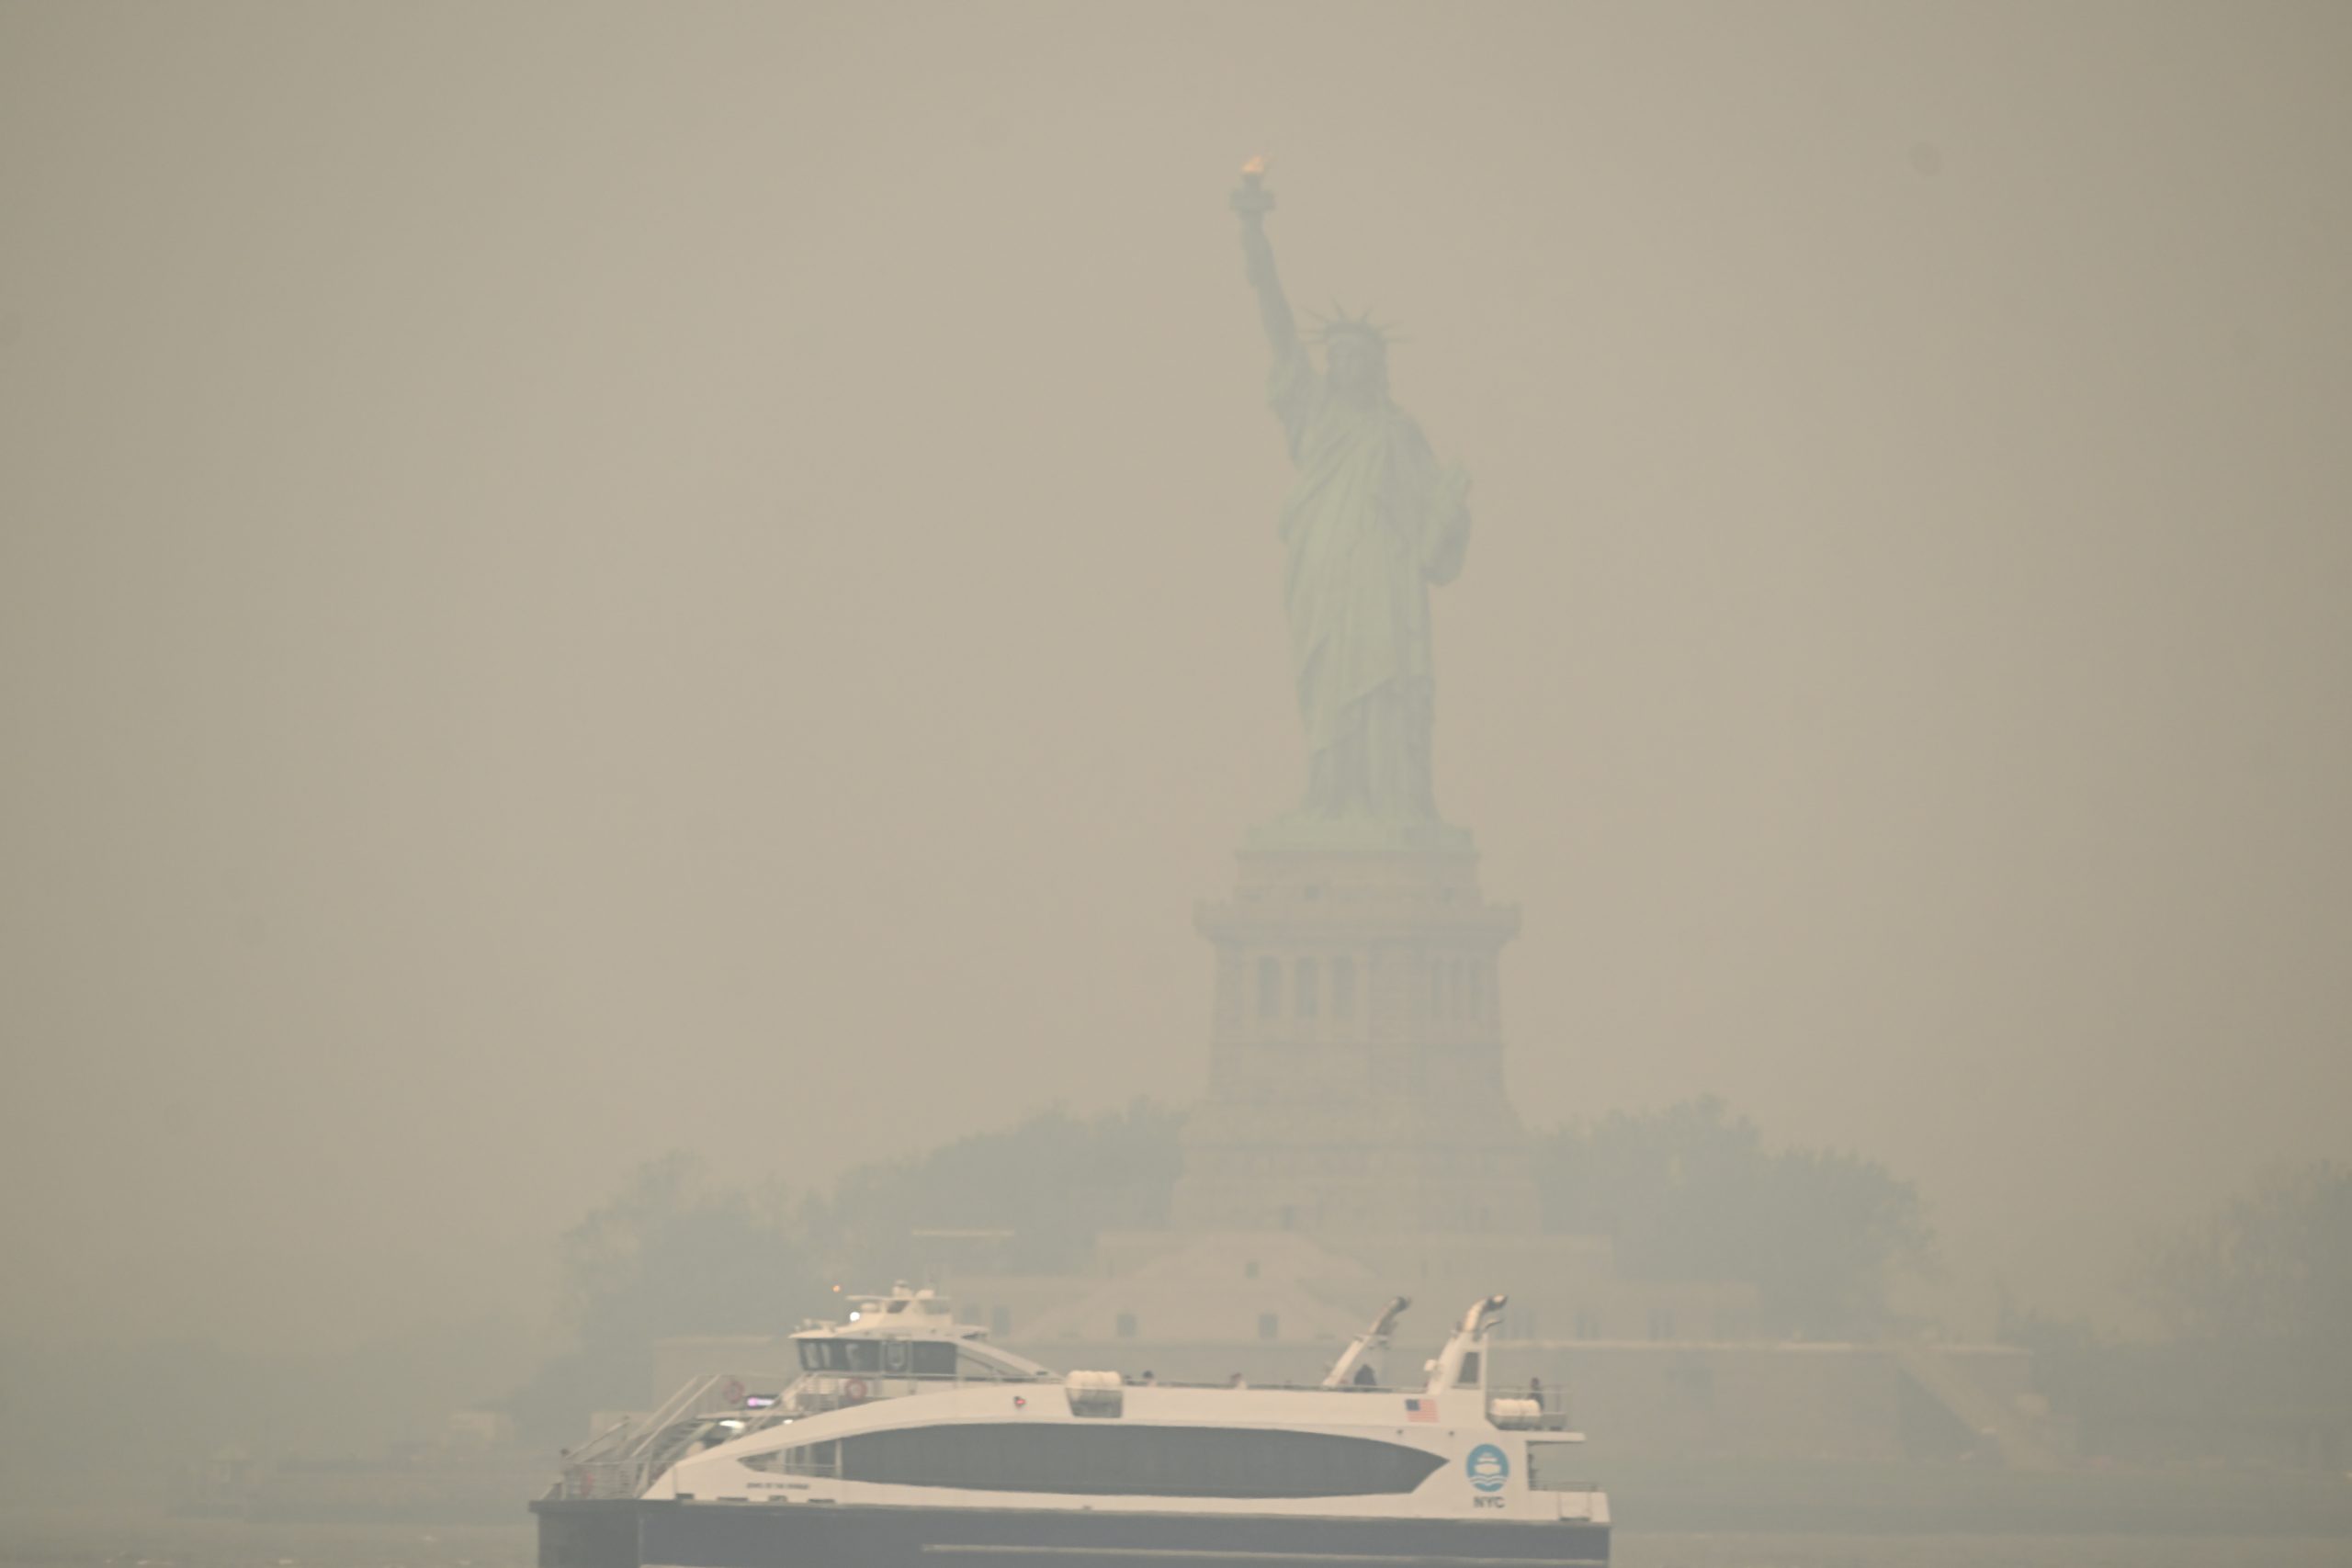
[2,0,2347,1362]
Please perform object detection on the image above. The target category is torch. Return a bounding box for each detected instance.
[1230,154,1274,220]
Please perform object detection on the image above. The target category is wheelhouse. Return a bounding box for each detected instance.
[792,1335,1034,1380]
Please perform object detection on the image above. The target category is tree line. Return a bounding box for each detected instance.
[2003,1160,2352,1465]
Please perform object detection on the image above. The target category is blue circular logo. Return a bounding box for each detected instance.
[1465,1442,1509,1493]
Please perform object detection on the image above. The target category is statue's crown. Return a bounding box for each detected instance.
[1304,304,1403,347]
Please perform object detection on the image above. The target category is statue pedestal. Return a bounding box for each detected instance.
[1172,829,1540,1235]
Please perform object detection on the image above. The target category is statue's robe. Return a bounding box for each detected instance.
[1270,346,1471,824]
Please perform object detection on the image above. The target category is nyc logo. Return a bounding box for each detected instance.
[1465,1443,1509,1494]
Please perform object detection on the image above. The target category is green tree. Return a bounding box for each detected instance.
[1534,1096,1931,1338]
[807,1100,1185,1282]
[2135,1161,2352,1350]
[2001,1166,2352,1466]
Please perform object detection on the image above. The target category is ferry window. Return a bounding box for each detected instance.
[742,1438,838,1476]
[1525,1441,1585,1493]
[956,1348,1011,1381]
[1454,1351,1481,1387]
[1295,957,1317,1017]
[796,1337,883,1373]
[1115,1311,1137,1339]
[911,1342,956,1377]
[836,1424,1444,1498]
[1331,956,1356,1021]
[1256,956,1281,1018]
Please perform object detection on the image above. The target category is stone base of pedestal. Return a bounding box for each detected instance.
[1171,830,1540,1235]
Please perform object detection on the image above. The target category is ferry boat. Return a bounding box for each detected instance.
[533,1285,1609,1567]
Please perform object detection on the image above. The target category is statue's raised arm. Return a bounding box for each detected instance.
[1232,160,1302,367]
[1224,163,1473,834]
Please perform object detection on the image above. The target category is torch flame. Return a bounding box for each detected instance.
[1240,154,1267,177]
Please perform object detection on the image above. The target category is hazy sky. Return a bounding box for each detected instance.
[3,1,2347,1352]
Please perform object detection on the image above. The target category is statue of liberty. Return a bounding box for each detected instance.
[1233,163,1473,833]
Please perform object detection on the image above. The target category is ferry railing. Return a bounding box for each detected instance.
[1489,1388,1575,1430]
[619,1373,737,1458]
[552,1370,801,1500]
[562,1414,639,1468]
[557,1459,662,1500]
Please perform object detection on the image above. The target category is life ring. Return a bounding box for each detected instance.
[843,1377,870,1404]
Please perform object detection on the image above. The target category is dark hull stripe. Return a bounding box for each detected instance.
[920,1548,1607,1565]
[535,1498,1608,1568]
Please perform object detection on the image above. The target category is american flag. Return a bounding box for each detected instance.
[1404,1397,1438,1423]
